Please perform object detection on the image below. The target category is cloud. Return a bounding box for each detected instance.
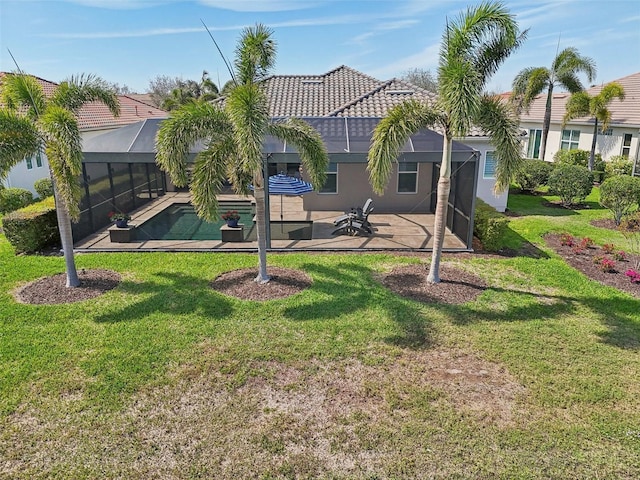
[44,26,208,39]
[367,42,440,79]
[64,0,172,9]
[197,0,321,12]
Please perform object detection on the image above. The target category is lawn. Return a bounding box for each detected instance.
[0,190,639,479]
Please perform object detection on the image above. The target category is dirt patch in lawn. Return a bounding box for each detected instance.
[381,263,487,304]
[590,218,618,230]
[545,234,640,298]
[210,266,312,301]
[14,269,121,304]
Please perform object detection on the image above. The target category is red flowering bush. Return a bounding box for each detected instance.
[625,269,640,284]
[598,258,616,273]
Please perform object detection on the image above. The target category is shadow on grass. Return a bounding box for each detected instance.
[493,225,550,259]
[282,261,435,349]
[94,271,233,323]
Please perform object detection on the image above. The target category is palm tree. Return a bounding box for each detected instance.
[161,71,220,111]
[367,1,525,283]
[511,47,596,161]
[156,24,328,283]
[563,82,625,171]
[0,73,119,287]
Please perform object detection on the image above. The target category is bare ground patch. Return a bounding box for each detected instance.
[210,267,312,301]
[2,347,525,478]
[13,269,121,304]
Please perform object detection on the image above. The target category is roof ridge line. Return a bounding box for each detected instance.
[326,79,396,117]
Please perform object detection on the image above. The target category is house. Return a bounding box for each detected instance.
[518,71,640,174]
[0,72,167,194]
[260,66,509,212]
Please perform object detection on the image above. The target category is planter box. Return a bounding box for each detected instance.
[220,224,244,242]
[109,225,136,243]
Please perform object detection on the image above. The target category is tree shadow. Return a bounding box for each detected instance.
[93,271,234,323]
[282,261,435,349]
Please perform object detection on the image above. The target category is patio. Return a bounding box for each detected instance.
[74,192,467,252]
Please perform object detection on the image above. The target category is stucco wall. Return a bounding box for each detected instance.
[461,138,509,212]
[303,162,434,213]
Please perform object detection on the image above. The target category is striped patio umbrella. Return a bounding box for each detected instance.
[252,173,314,224]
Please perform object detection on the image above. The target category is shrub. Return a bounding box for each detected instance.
[613,250,626,261]
[547,164,594,206]
[1,197,59,254]
[514,159,554,192]
[604,155,633,178]
[619,213,640,269]
[625,269,640,284]
[0,187,33,213]
[602,243,615,254]
[473,198,509,252]
[599,175,640,225]
[598,258,616,273]
[560,233,575,246]
[34,177,54,199]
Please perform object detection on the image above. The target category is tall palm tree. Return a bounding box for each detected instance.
[367,1,525,283]
[511,47,596,161]
[0,73,119,287]
[156,24,328,283]
[563,82,625,171]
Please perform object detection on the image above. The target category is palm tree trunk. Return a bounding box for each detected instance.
[427,136,452,284]
[52,180,80,287]
[252,173,270,284]
[589,119,598,172]
[540,84,553,161]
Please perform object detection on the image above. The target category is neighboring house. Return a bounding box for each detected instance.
[0,72,166,194]
[260,66,509,212]
[518,71,640,174]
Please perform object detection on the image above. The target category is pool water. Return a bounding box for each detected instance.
[135,202,313,241]
[136,202,254,241]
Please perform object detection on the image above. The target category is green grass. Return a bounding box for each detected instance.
[1,193,639,478]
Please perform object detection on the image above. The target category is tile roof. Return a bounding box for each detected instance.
[518,71,640,127]
[0,72,166,131]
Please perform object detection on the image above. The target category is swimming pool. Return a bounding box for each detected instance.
[136,202,254,241]
[135,202,313,241]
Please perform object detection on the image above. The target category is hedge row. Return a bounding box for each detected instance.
[1,197,60,254]
[473,198,509,252]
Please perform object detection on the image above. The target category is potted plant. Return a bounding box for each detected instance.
[221,210,241,227]
[109,211,131,228]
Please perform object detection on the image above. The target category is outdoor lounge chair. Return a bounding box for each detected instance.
[333,198,373,227]
[331,216,372,236]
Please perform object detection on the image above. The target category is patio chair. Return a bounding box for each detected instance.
[333,198,373,227]
[331,216,372,236]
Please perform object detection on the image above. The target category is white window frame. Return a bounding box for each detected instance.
[319,163,338,194]
[527,129,542,158]
[397,162,418,194]
[483,151,497,179]
[622,133,632,157]
[560,129,580,150]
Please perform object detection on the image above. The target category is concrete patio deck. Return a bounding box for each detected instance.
[75,193,467,252]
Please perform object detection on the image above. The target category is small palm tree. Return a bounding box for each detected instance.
[563,82,625,171]
[0,72,119,287]
[511,47,596,161]
[368,1,525,283]
[156,24,328,283]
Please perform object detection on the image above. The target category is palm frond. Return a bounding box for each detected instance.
[555,71,585,94]
[598,82,625,104]
[475,95,523,192]
[235,24,276,84]
[553,47,596,83]
[0,73,47,118]
[40,105,83,220]
[156,101,230,187]
[52,74,120,117]
[267,118,329,190]
[0,109,41,178]
[563,91,590,127]
[367,99,441,194]
[511,67,549,111]
[190,141,235,222]
[439,58,482,136]
[226,83,269,176]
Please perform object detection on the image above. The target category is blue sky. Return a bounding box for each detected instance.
[1,0,639,94]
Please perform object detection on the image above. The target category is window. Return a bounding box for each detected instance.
[599,128,613,136]
[25,156,33,169]
[319,163,337,194]
[622,133,632,157]
[560,129,580,150]
[484,151,497,179]
[527,129,542,158]
[397,162,418,193]
[35,152,43,168]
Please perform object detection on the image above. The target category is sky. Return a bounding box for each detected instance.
[1,0,639,95]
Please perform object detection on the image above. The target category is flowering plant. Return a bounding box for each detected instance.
[108,211,131,222]
[625,269,640,284]
[598,258,615,273]
[613,250,626,261]
[221,210,240,221]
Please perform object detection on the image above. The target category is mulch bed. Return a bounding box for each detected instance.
[545,234,640,298]
[590,218,618,230]
[381,263,487,304]
[15,269,121,305]
[210,267,312,301]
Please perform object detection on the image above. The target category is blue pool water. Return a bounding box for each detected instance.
[135,202,313,241]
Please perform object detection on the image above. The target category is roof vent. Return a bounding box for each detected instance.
[301,79,323,84]
[386,89,415,95]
